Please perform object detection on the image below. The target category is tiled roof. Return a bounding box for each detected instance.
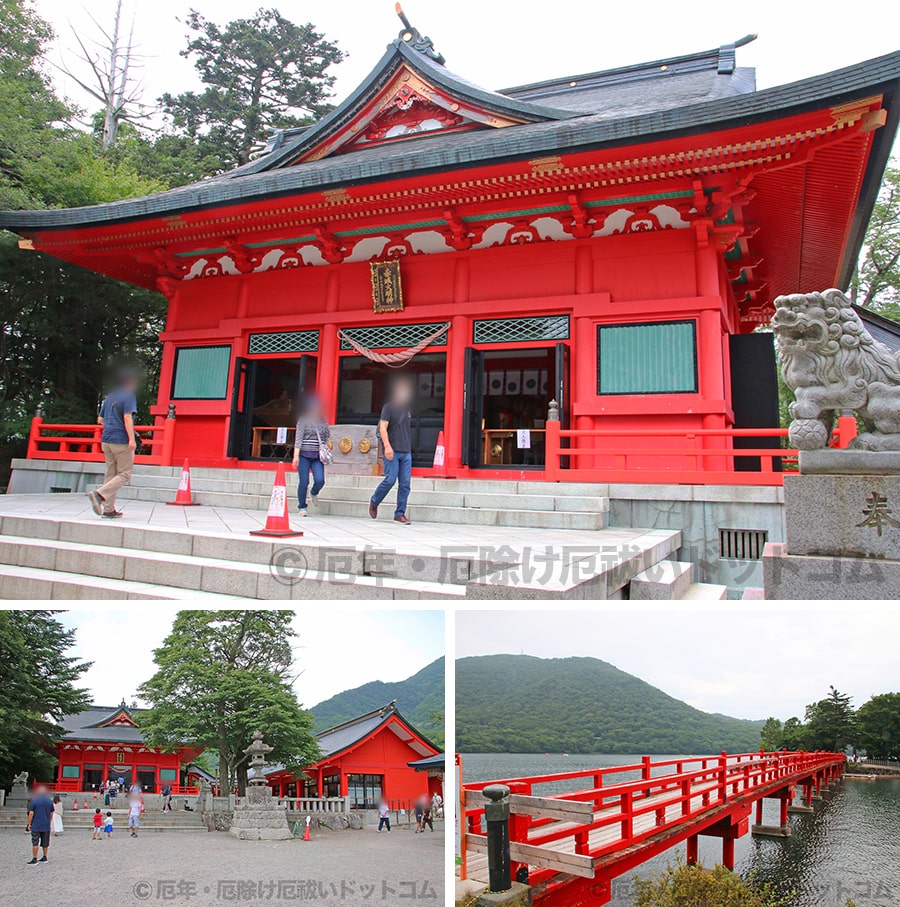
[58,706,145,744]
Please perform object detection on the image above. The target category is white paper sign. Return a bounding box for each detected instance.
[517,429,531,449]
[276,426,288,444]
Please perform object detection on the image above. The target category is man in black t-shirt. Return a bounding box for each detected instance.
[369,375,414,524]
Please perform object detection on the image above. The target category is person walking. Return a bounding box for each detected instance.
[369,375,414,524]
[422,802,434,833]
[128,796,141,838]
[26,785,54,864]
[51,796,64,836]
[377,799,391,833]
[161,782,172,813]
[291,396,331,517]
[431,791,443,819]
[108,779,118,808]
[87,367,139,519]
[413,796,425,834]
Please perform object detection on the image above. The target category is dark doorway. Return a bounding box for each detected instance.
[729,334,781,471]
[137,768,157,793]
[464,347,558,467]
[228,356,317,459]
[337,353,446,468]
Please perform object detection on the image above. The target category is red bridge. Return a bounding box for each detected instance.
[460,750,845,905]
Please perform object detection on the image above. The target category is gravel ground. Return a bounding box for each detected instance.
[0,824,444,907]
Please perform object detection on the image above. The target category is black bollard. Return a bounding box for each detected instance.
[482,784,512,893]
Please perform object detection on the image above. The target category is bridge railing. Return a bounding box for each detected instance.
[462,750,844,886]
[544,423,799,486]
[26,410,177,466]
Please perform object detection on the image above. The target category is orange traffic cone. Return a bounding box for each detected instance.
[432,430,447,477]
[167,459,202,506]
[303,816,311,841]
[250,462,304,538]
[83,799,88,810]
[72,799,79,811]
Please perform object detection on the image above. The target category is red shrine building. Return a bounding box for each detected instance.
[3,19,899,478]
[49,704,200,794]
[264,702,443,807]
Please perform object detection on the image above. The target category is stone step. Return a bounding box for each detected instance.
[679,582,729,600]
[117,485,608,529]
[0,564,248,601]
[0,534,467,601]
[628,560,694,600]
[465,529,682,600]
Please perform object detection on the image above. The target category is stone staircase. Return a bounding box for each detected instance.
[0,805,205,833]
[0,510,704,601]
[116,468,611,531]
[629,560,728,600]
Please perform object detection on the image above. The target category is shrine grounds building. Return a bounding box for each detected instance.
[3,22,899,482]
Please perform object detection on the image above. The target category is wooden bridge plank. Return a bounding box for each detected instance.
[468,833,595,879]
[466,790,595,824]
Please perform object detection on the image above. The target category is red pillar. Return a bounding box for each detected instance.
[780,797,789,827]
[722,837,735,871]
[755,799,764,824]
[318,324,340,424]
[686,834,699,865]
[444,311,468,472]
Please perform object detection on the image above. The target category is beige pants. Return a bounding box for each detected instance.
[97,443,134,513]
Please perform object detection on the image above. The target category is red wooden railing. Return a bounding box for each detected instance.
[26,414,176,466]
[461,750,845,889]
[545,424,799,485]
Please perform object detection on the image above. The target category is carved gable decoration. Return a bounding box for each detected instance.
[297,64,524,163]
[94,707,139,729]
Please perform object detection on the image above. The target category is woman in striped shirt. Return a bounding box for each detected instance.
[291,396,331,516]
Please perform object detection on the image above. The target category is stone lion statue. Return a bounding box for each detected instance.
[772,288,900,450]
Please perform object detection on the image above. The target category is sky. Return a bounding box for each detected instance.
[30,0,900,129]
[456,608,900,721]
[57,607,443,710]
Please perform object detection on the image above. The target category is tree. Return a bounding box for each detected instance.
[633,861,790,907]
[780,716,807,751]
[62,0,149,149]
[759,717,783,751]
[138,611,320,794]
[851,162,900,319]
[804,686,856,753]
[0,611,91,788]
[856,692,900,761]
[160,8,343,168]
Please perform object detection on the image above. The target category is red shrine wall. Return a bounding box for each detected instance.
[153,227,735,472]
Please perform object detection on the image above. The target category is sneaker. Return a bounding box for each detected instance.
[311,494,319,507]
[393,514,411,525]
[86,490,104,516]
[38,857,48,863]
[26,858,37,865]
[368,502,378,520]
[101,510,124,519]
[299,508,308,517]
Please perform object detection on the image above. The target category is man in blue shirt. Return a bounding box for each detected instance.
[27,785,54,864]
[87,368,138,519]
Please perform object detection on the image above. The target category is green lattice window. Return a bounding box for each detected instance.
[172,345,231,400]
[473,315,570,345]
[597,321,697,395]
[248,330,319,355]
[340,322,448,350]
[159,769,178,782]
[61,765,80,779]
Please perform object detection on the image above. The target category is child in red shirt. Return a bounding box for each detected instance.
[92,808,103,840]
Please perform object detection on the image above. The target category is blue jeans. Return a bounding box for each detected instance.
[297,454,325,509]
[371,452,412,516]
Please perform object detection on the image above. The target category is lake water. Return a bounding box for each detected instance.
[460,753,900,907]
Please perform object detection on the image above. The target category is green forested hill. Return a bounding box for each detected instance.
[456,655,763,754]
[309,658,444,746]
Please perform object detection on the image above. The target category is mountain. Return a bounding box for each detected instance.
[456,655,764,754]
[309,658,444,746]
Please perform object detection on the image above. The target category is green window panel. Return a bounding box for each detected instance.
[340,322,448,350]
[473,315,570,345]
[61,765,80,778]
[172,345,231,400]
[598,321,697,395]
[158,769,178,782]
[248,330,319,355]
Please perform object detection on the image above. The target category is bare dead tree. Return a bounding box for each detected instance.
[61,0,150,149]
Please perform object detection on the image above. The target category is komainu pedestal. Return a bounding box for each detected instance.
[228,731,291,841]
[764,451,900,599]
